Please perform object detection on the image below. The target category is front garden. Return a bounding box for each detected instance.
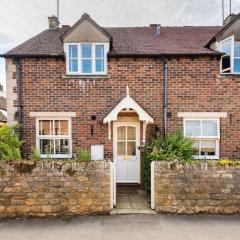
[143,131,240,192]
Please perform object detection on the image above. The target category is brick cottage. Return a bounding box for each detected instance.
[1,12,240,184]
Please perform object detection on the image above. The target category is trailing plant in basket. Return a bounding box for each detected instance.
[29,147,41,161]
[0,124,23,161]
[76,147,91,162]
[143,131,194,192]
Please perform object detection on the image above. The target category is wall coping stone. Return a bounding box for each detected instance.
[153,161,240,171]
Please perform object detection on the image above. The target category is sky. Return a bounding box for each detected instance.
[0,0,240,90]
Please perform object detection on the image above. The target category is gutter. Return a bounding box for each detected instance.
[107,52,222,58]
[163,61,168,136]
[16,59,22,141]
[0,51,222,59]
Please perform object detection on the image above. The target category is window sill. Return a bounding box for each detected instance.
[40,154,72,159]
[193,156,219,160]
[220,73,240,76]
[62,74,111,79]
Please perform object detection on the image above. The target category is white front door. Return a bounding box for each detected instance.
[113,122,140,183]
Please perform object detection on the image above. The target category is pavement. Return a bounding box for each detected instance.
[0,214,240,240]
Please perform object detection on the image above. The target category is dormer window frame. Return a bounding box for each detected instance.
[220,35,240,74]
[64,42,109,75]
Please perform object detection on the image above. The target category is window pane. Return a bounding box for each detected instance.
[127,126,136,140]
[82,59,92,73]
[81,44,91,58]
[40,139,54,154]
[127,142,136,155]
[96,59,104,72]
[55,120,69,135]
[234,42,240,57]
[222,55,231,71]
[221,39,231,55]
[117,142,126,155]
[55,139,70,154]
[95,45,104,58]
[192,140,200,156]
[117,126,126,140]
[200,140,216,156]
[39,120,52,135]
[69,59,78,72]
[234,58,240,73]
[69,45,78,58]
[202,120,218,137]
[185,120,201,136]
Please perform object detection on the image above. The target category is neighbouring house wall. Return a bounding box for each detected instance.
[5,58,17,125]
[0,161,111,218]
[0,96,6,111]
[154,161,240,214]
[5,56,240,159]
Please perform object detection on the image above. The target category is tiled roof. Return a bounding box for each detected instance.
[2,25,222,57]
[0,111,6,123]
[106,26,222,56]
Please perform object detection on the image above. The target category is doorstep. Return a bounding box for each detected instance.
[111,208,156,215]
[111,184,156,215]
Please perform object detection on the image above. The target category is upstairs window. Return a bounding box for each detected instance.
[66,43,108,75]
[184,118,220,159]
[220,36,240,74]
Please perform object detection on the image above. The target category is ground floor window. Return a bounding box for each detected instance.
[184,118,220,159]
[36,118,72,158]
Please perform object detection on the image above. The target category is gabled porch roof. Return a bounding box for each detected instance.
[103,87,154,124]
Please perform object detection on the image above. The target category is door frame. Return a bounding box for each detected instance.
[113,121,141,184]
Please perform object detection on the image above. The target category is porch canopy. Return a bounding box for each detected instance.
[103,87,154,141]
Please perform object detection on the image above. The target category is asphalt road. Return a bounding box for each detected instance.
[0,214,240,240]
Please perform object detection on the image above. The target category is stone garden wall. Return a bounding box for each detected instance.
[0,161,111,218]
[154,161,240,214]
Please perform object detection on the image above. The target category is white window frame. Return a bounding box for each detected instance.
[233,41,240,73]
[220,35,240,74]
[65,42,109,75]
[36,117,72,159]
[183,118,220,160]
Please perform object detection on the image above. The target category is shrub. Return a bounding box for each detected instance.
[143,131,194,192]
[0,124,23,161]
[76,148,91,162]
[29,147,41,161]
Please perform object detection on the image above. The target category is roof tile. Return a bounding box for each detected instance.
[3,25,221,57]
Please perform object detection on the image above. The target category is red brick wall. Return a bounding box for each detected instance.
[8,56,240,159]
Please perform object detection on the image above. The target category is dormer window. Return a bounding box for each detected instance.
[65,43,108,75]
[220,36,240,74]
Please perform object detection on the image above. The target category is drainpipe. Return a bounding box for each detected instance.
[163,61,168,136]
[16,59,22,141]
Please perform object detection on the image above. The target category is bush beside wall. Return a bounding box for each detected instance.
[0,160,111,218]
[154,161,240,214]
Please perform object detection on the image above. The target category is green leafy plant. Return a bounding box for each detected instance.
[29,147,41,161]
[143,131,194,192]
[76,147,91,162]
[0,124,23,161]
